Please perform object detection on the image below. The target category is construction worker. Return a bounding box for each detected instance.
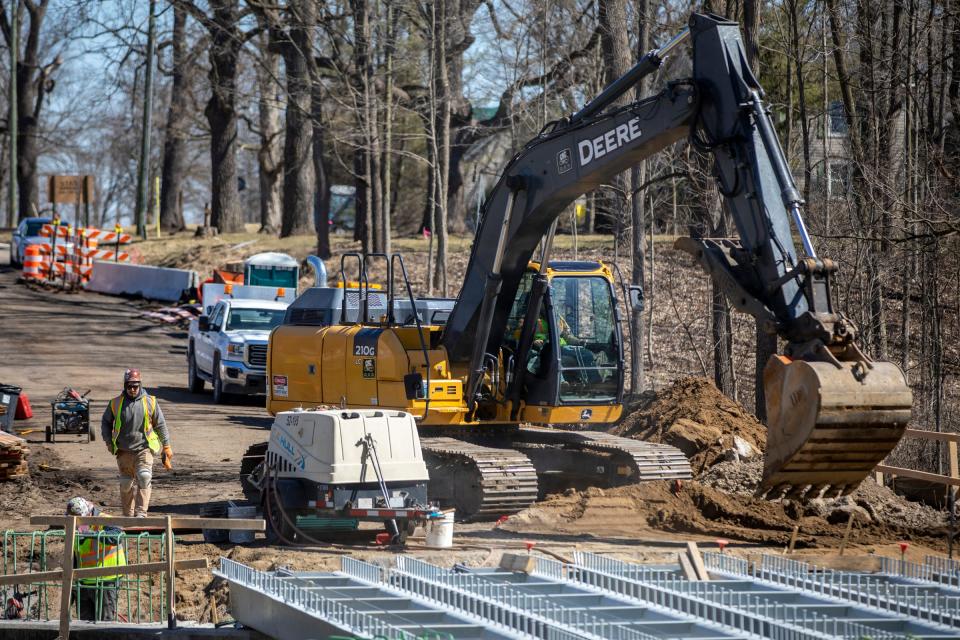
[100,369,173,517]
[66,497,126,621]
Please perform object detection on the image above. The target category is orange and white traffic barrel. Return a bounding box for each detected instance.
[21,245,47,280]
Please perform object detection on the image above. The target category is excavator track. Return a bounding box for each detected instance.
[421,437,540,521]
[516,427,692,486]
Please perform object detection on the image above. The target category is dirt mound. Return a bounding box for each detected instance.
[614,377,767,473]
[507,475,948,548]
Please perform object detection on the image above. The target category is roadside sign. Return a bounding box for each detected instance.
[47,175,95,204]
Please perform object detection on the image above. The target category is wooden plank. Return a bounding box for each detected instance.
[904,429,960,444]
[874,464,960,488]
[677,551,698,581]
[59,516,76,640]
[499,553,537,573]
[30,515,265,531]
[166,516,176,630]
[950,442,958,480]
[685,541,710,581]
[0,558,209,586]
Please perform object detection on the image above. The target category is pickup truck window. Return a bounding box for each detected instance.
[226,308,286,331]
[209,304,225,330]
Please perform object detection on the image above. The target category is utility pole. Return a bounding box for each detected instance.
[8,0,17,226]
[134,0,157,239]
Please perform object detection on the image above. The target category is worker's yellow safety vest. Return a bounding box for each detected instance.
[110,395,161,455]
[75,527,127,584]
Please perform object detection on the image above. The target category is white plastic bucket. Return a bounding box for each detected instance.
[228,503,258,544]
[425,510,455,548]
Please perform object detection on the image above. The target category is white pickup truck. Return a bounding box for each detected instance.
[187,288,293,403]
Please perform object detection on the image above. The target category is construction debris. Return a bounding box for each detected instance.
[0,432,29,480]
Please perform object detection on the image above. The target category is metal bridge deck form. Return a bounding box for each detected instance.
[214,551,960,640]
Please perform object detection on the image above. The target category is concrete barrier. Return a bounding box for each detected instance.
[88,261,199,302]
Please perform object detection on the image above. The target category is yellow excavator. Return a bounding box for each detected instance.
[262,13,912,520]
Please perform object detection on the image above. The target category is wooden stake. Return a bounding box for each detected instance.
[58,515,76,640]
[166,515,175,630]
[839,512,856,556]
[210,595,219,625]
[784,525,799,554]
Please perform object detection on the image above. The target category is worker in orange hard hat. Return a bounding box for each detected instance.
[100,369,173,517]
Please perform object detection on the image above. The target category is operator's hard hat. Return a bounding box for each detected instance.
[66,497,94,516]
[124,368,142,384]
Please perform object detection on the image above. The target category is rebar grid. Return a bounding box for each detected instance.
[752,554,960,629]
[390,556,660,640]
[218,557,422,640]
[2,529,167,623]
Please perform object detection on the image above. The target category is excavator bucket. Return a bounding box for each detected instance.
[761,355,912,498]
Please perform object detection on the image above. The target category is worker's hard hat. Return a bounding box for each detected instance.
[65,497,94,516]
[123,368,142,384]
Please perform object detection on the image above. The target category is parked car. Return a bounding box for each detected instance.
[10,217,53,267]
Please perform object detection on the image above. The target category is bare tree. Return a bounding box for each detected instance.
[253,29,282,234]
[158,1,197,231]
[176,0,258,233]
[0,0,61,222]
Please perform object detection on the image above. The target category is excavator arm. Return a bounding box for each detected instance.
[440,13,912,498]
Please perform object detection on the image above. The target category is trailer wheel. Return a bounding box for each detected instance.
[265,487,297,545]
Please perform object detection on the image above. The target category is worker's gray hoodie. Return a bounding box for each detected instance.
[100,389,169,451]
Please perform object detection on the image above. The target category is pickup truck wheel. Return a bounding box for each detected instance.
[187,348,204,393]
[212,356,227,404]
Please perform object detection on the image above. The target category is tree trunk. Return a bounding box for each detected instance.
[629,0,650,396]
[712,208,736,399]
[787,0,812,206]
[204,0,242,233]
[279,0,315,237]
[312,79,331,259]
[598,0,632,252]
[159,3,189,232]
[432,0,450,294]
[256,36,282,235]
[5,0,52,222]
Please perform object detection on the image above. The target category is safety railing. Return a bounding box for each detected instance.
[1,529,168,624]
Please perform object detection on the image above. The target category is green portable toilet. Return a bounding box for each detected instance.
[244,252,299,289]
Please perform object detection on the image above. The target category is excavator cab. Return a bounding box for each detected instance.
[504,262,623,414]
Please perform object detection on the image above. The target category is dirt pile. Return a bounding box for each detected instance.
[614,376,767,473]
[507,476,948,548]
